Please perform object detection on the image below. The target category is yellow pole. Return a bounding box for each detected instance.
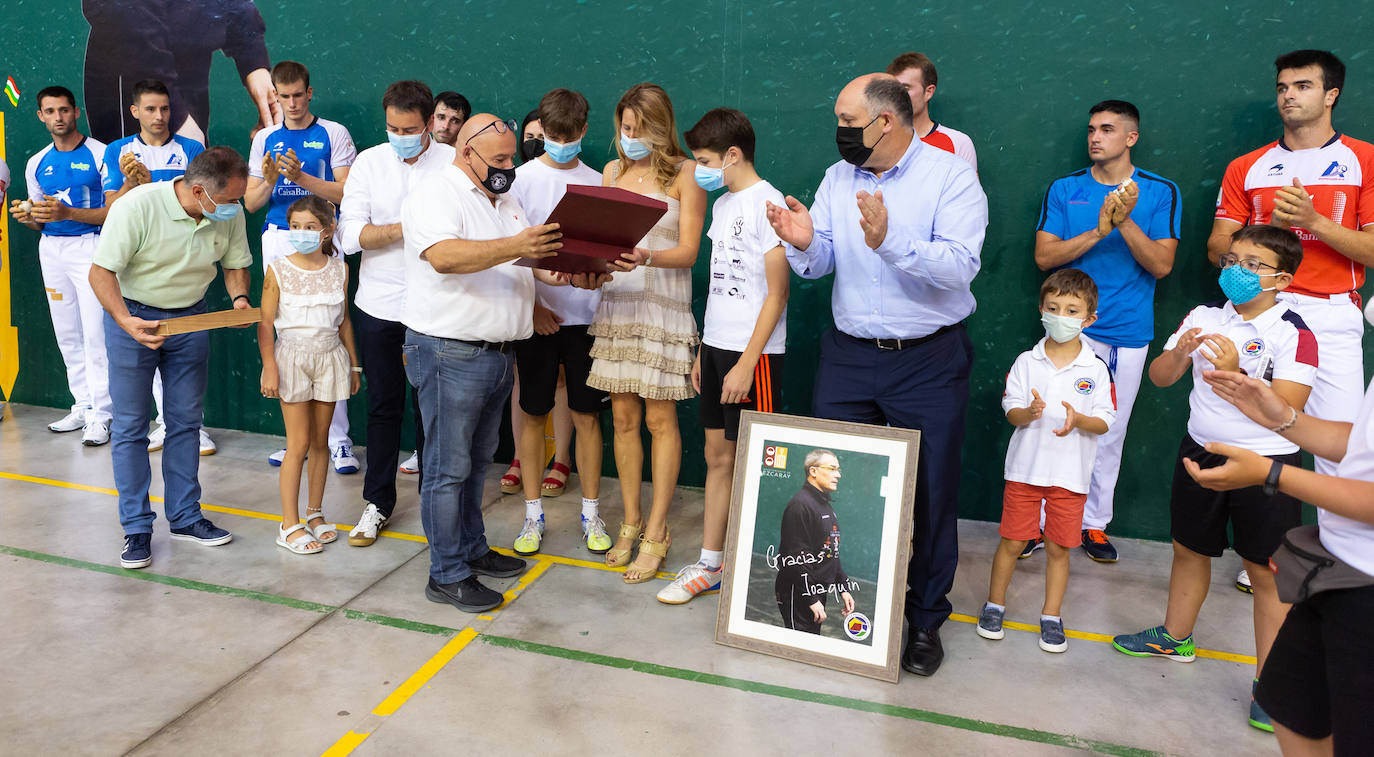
[0,110,19,403]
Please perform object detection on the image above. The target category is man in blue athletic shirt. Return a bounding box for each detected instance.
[245,60,358,473]
[102,80,205,205]
[9,86,112,446]
[1033,100,1181,563]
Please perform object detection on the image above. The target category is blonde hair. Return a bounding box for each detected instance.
[614,82,687,191]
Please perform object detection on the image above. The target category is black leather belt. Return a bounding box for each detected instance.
[454,339,512,353]
[844,321,963,350]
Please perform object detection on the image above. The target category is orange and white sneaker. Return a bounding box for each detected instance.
[656,562,722,605]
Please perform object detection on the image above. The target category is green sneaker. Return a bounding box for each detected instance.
[582,514,612,554]
[1249,680,1274,733]
[1112,625,1196,662]
[513,516,544,556]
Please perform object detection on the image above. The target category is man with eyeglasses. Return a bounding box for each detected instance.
[400,113,563,613]
[1034,100,1181,565]
[774,449,853,635]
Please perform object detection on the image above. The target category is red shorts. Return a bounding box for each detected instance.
[1000,481,1087,548]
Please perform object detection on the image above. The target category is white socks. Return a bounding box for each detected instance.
[525,498,543,521]
[581,497,599,520]
[699,549,724,570]
[1041,614,1061,623]
[985,601,1006,612]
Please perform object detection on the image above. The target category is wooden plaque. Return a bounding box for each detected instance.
[154,307,262,335]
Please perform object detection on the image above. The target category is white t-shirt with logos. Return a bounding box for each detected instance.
[511,157,603,326]
[1326,375,1374,576]
[703,179,787,354]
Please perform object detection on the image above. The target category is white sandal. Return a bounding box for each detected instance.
[305,510,338,544]
[277,523,323,555]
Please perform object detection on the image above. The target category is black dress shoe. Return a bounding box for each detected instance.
[901,627,945,677]
[467,549,527,578]
[425,576,503,612]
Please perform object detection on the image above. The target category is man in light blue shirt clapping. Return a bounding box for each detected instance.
[767,72,988,679]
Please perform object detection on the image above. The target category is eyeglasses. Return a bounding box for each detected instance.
[813,464,841,473]
[1219,253,1280,274]
[465,118,519,145]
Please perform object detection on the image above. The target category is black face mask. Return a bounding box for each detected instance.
[521,137,545,162]
[470,148,517,194]
[835,114,884,166]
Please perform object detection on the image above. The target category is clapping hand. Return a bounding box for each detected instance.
[1027,388,1046,421]
[1203,370,1294,429]
[1201,334,1240,373]
[1273,178,1320,230]
[856,189,888,249]
[1172,327,1205,357]
[1110,180,1138,225]
[275,149,302,183]
[261,152,280,186]
[765,196,814,250]
[120,152,150,187]
[1054,402,1078,437]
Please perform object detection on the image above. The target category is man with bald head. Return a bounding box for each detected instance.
[400,113,563,612]
[767,73,987,677]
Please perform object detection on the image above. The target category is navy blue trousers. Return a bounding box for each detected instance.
[812,326,973,632]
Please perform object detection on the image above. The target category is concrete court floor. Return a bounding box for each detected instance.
[0,401,1278,756]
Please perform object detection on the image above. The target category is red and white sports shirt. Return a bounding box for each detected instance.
[920,123,977,172]
[1215,133,1374,295]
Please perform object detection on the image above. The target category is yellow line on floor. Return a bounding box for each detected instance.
[372,627,480,716]
[0,469,1258,666]
[319,731,369,756]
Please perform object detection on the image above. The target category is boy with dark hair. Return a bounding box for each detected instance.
[977,269,1115,652]
[1115,224,1316,733]
[508,87,611,557]
[657,107,789,605]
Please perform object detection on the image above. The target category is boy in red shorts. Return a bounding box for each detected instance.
[977,269,1116,652]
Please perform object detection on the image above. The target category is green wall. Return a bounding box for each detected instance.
[3,0,1371,540]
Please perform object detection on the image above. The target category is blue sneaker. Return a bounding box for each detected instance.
[169,518,233,546]
[121,533,152,569]
[976,602,1006,640]
[268,449,286,467]
[332,442,359,474]
[1249,680,1274,732]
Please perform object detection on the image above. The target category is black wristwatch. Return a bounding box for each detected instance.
[233,294,251,306]
[1262,460,1284,497]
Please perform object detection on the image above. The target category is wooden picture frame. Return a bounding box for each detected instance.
[714,411,920,683]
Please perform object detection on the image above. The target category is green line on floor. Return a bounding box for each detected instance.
[338,608,459,637]
[479,634,1163,757]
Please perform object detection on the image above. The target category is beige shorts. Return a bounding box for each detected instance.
[276,335,349,403]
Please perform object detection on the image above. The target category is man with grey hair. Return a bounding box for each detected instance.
[89,146,255,570]
[767,73,987,677]
[775,449,853,634]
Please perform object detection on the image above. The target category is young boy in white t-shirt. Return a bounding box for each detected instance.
[656,108,789,605]
[978,269,1116,652]
[508,88,611,557]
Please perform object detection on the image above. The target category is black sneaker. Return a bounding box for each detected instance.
[169,518,233,546]
[121,533,152,569]
[467,549,526,578]
[1019,533,1045,559]
[1081,529,1118,563]
[426,576,503,613]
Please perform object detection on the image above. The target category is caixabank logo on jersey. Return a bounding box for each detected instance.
[761,445,790,478]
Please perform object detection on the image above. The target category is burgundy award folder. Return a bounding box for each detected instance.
[515,184,669,274]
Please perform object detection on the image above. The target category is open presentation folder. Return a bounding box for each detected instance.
[514,184,669,274]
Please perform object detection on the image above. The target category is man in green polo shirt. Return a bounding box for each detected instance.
[89,146,254,569]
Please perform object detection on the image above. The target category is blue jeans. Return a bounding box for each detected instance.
[404,330,513,583]
[105,299,210,535]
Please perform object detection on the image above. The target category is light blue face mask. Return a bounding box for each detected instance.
[693,159,733,192]
[196,187,241,222]
[1041,312,1085,343]
[388,131,425,159]
[620,134,652,160]
[287,229,322,253]
[544,137,582,163]
[1218,264,1279,305]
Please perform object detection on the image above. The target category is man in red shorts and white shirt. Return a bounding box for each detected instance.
[1208,49,1374,592]
[886,52,977,171]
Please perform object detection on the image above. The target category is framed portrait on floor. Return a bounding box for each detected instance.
[714,411,919,683]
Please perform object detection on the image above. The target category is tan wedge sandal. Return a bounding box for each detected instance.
[623,528,671,584]
[605,522,642,567]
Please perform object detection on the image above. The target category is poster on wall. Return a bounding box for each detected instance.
[714,411,919,683]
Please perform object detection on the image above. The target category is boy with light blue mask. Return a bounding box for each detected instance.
[1118,224,1313,733]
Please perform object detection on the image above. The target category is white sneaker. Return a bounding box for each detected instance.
[268,448,286,466]
[49,407,87,433]
[656,562,723,605]
[147,424,166,451]
[348,503,389,547]
[198,429,217,456]
[399,451,420,474]
[332,442,359,474]
[81,418,111,446]
[1236,569,1253,594]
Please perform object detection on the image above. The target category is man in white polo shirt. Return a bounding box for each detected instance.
[401,113,563,612]
[338,80,455,547]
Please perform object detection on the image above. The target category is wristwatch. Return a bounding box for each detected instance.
[1262,460,1284,497]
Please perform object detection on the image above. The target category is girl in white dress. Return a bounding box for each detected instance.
[259,196,360,554]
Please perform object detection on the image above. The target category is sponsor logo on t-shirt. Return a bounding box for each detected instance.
[1267,163,1285,177]
[1242,338,1265,356]
[166,154,181,166]
[1319,161,1348,180]
[1074,377,1096,395]
[1068,188,1089,205]
[732,217,744,237]
[303,140,325,149]
[69,162,90,171]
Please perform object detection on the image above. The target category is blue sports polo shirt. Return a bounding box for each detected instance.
[101,134,204,192]
[248,116,356,229]
[25,136,108,237]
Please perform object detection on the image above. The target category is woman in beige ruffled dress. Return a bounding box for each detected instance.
[588,83,706,583]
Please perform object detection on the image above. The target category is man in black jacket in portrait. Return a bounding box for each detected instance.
[775,449,855,634]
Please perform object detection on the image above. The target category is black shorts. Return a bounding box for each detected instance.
[1169,434,1301,564]
[1256,584,1374,748]
[513,325,608,416]
[697,345,783,442]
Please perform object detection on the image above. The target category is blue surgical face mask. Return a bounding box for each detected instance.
[543,137,582,163]
[287,229,322,253]
[620,134,652,160]
[196,187,241,222]
[693,158,733,192]
[1041,312,1085,343]
[388,131,425,159]
[1218,264,1279,305]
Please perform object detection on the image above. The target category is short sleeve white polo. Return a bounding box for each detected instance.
[1002,338,1117,493]
[401,164,535,342]
[1327,376,1374,576]
[1163,300,1318,455]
